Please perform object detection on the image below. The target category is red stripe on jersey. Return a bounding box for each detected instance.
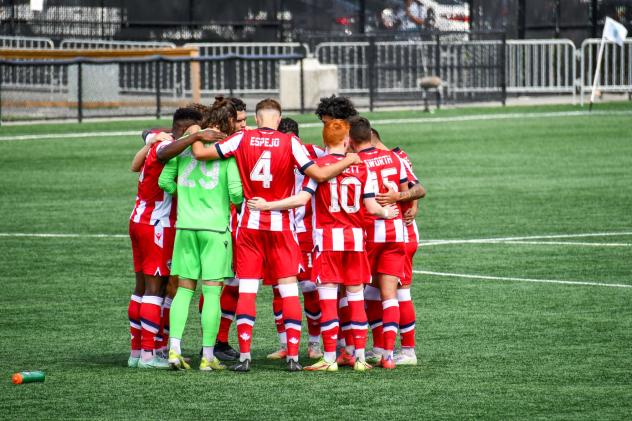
[358,147,407,243]
[392,147,421,244]
[130,140,176,227]
[307,155,375,252]
[217,128,313,231]
[294,144,325,242]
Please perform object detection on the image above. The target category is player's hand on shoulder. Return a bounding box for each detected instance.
[345,153,361,165]
[152,132,172,144]
[383,204,399,219]
[247,197,270,211]
[198,128,227,142]
[377,186,399,205]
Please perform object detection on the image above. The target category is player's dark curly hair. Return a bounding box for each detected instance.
[186,103,211,128]
[278,117,299,136]
[315,95,358,121]
[209,96,238,135]
[173,107,203,126]
[229,97,247,112]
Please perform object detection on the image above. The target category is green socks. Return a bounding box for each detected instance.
[201,285,222,347]
[169,287,194,342]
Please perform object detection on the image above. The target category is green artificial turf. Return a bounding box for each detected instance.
[1,102,631,420]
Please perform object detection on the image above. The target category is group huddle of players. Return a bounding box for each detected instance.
[128,95,426,372]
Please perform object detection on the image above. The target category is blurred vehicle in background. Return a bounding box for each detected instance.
[379,0,470,32]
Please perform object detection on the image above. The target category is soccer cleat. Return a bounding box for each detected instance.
[230,359,251,372]
[215,341,239,361]
[287,359,303,372]
[379,355,396,370]
[138,357,170,369]
[304,358,338,372]
[266,348,288,360]
[394,350,418,366]
[353,360,373,372]
[128,356,140,368]
[168,350,191,370]
[336,349,356,367]
[307,342,323,359]
[365,349,382,365]
[200,357,227,371]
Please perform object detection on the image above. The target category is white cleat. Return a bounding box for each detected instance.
[394,349,418,366]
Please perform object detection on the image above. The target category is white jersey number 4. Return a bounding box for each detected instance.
[250,150,273,188]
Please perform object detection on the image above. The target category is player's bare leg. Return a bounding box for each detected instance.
[377,274,400,369]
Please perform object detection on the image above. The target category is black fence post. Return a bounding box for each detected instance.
[155,57,161,120]
[434,32,441,78]
[299,56,305,114]
[368,35,376,112]
[77,62,83,123]
[0,63,3,126]
[229,58,235,98]
[500,33,507,106]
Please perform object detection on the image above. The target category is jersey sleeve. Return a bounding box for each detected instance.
[226,157,244,205]
[215,131,245,160]
[396,154,409,185]
[291,136,315,174]
[402,158,419,187]
[158,157,178,195]
[301,176,318,195]
[363,170,377,199]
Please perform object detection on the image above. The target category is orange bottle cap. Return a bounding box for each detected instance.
[12,373,23,384]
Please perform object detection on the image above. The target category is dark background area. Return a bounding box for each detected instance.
[0,0,631,45]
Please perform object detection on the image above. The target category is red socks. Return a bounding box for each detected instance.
[128,295,142,354]
[398,288,416,348]
[272,286,286,343]
[381,298,400,355]
[217,282,239,343]
[364,285,384,350]
[278,283,302,360]
[159,297,172,350]
[317,286,339,354]
[235,279,259,357]
[346,290,368,352]
[300,282,321,341]
[338,296,354,348]
[140,295,163,352]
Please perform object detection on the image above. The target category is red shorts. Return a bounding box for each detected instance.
[366,241,406,280]
[313,250,371,285]
[129,221,175,277]
[401,241,419,286]
[235,228,302,282]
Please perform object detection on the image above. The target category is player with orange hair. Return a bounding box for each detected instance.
[248,119,398,371]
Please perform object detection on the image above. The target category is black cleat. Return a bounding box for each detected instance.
[215,341,239,361]
[230,359,251,372]
[287,359,303,372]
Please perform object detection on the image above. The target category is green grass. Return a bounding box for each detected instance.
[1,102,632,420]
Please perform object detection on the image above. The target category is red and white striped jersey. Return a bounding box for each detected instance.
[392,147,421,244]
[304,154,376,252]
[130,140,177,227]
[358,147,408,243]
[216,128,314,231]
[294,144,326,245]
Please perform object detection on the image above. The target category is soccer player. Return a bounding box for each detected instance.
[348,116,424,369]
[128,107,203,369]
[189,98,361,372]
[158,98,243,371]
[230,97,248,130]
[248,119,399,372]
[371,128,426,365]
[315,95,359,123]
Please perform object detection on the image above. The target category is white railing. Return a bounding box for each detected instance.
[0,36,58,91]
[580,38,632,105]
[0,35,54,49]
[184,42,308,95]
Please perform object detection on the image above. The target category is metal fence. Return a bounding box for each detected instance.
[580,38,632,105]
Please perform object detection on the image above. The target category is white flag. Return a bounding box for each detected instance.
[603,17,628,47]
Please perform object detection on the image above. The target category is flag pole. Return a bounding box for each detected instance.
[589,36,607,112]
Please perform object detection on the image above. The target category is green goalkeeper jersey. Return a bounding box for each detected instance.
[158,146,243,231]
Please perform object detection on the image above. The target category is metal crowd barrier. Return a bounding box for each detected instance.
[580,38,632,105]
[183,42,308,95]
[0,35,57,90]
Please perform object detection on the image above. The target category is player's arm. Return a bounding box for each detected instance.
[364,197,399,219]
[303,153,361,183]
[192,130,243,161]
[130,132,168,172]
[158,157,178,195]
[157,127,226,162]
[248,191,312,212]
[226,157,243,205]
[403,199,419,224]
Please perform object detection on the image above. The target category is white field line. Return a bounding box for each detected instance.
[413,270,632,289]
[494,240,631,247]
[419,231,632,246]
[2,109,632,142]
[0,232,127,238]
